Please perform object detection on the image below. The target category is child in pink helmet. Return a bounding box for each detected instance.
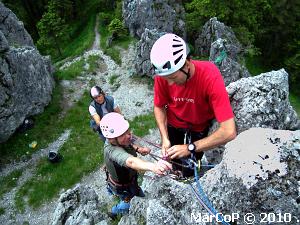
[100,112,172,218]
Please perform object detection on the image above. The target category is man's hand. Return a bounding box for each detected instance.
[161,138,171,156]
[137,147,150,156]
[151,160,172,175]
[166,144,190,159]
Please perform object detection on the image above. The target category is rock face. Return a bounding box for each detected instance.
[0,2,34,47]
[0,2,54,143]
[195,17,250,85]
[123,0,186,39]
[134,28,165,77]
[123,0,186,77]
[228,69,300,132]
[195,17,241,58]
[51,185,108,225]
[118,128,300,225]
[205,69,300,164]
[210,38,250,86]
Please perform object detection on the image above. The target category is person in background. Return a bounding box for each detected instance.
[150,33,236,177]
[89,85,121,141]
[100,112,172,218]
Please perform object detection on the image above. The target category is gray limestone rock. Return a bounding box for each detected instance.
[51,184,107,225]
[195,17,241,58]
[0,2,34,47]
[195,17,250,85]
[228,69,299,132]
[0,30,9,52]
[0,3,54,143]
[210,38,250,86]
[134,28,165,77]
[122,0,186,39]
[205,69,300,164]
[119,128,300,225]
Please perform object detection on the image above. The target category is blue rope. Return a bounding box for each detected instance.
[191,155,230,225]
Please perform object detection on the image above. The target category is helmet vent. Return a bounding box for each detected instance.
[172,44,183,48]
[173,38,181,42]
[163,61,171,69]
[173,49,183,56]
[174,54,183,65]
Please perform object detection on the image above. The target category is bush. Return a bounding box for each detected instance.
[99,12,113,25]
[108,18,127,38]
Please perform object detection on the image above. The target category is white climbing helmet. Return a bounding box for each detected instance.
[100,112,129,138]
[90,86,104,98]
[150,33,189,76]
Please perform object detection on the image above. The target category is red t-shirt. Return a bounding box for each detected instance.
[154,60,234,132]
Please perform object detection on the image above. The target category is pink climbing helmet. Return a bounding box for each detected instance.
[150,33,190,76]
[100,112,129,138]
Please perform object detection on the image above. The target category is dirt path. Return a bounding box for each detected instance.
[0,15,154,225]
[91,15,100,50]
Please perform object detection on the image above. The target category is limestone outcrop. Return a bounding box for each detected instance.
[122,0,185,39]
[0,2,54,143]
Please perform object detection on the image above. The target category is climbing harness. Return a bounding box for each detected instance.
[132,134,230,225]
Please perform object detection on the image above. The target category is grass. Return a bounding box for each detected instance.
[53,14,96,62]
[0,86,64,165]
[14,90,103,211]
[87,54,101,73]
[54,59,85,80]
[109,74,119,85]
[99,15,137,65]
[129,113,157,137]
[0,207,4,215]
[0,169,23,200]
[289,93,300,118]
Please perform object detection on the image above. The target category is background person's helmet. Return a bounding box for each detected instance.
[150,33,190,76]
[100,112,129,138]
[90,86,104,98]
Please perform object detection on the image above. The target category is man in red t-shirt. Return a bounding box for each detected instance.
[150,33,236,177]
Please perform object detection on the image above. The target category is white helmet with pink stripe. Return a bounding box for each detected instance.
[100,112,129,138]
[150,33,189,76]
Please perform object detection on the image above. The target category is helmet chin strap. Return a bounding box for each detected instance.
[180,68,191,84]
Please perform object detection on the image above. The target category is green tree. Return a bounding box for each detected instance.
[185,0,300,93]
[108,18,127,38]
[37,0,70,57]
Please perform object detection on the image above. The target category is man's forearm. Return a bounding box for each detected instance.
[154,106,168,140]
[194,118,236,152]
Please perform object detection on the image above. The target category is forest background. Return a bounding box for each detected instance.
[2,0,299,96]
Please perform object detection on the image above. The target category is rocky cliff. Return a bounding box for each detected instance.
[0,2,54,143]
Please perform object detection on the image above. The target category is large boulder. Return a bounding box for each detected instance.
[205,69,300,164]
[119,128,300,225]
[0,3,54,143]
[51,184,108,225]
[134,28,165,77]
[123,0,186,39]
[210,38,250,86]
[195,17,250,85]
[195,17,242,58]
[0,2,34,47]
[228,69,300,132]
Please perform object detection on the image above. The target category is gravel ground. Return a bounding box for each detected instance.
[0,18,155,225]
